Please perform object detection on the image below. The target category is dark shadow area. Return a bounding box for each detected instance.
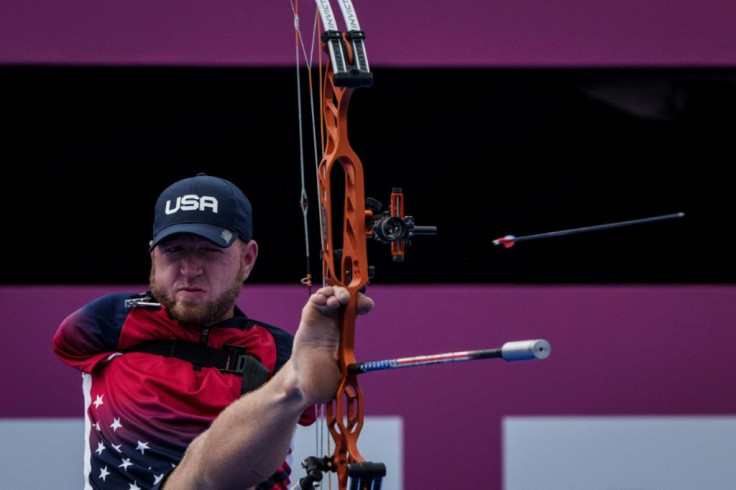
[2,65,734,284]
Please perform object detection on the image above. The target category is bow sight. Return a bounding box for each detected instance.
[366,188,437,262]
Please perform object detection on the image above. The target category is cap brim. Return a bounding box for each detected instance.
[149,223,238,251]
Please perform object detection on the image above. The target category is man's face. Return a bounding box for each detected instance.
[149,234,257,325]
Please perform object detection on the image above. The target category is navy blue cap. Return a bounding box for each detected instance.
[150,174,253,251]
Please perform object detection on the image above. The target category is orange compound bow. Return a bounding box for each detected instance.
[292,1,435,488]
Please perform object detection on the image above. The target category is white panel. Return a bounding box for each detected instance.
[0,417,402,489]
[0,418,86,489]
[293,416,403,489]
[504,416,736,490]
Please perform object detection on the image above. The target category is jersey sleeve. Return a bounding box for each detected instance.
[52,292,135,373]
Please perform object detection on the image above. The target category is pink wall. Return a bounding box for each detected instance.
[2,284,734,489]
[2,0,735,67]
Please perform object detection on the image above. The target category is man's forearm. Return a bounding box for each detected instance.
[163,363,307,489]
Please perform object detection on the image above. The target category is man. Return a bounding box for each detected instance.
[53,173,373,489]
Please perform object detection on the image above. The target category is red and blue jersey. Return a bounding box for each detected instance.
[53,291,315,489]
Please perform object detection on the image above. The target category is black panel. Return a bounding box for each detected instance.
[3,65,734,284]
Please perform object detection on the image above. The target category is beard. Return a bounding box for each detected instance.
[149,261,246,326]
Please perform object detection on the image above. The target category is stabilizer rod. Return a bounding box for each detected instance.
[347,339,551,374]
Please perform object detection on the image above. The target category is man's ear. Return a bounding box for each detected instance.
[241,240,259,277]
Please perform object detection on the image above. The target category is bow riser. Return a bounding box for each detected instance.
[318,67,372,488]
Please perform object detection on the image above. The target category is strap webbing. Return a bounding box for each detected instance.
[128,340,269,395]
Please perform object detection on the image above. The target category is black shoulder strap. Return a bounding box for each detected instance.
[128,340,269,395]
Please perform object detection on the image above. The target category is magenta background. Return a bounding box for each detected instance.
[2,1,735,486]
[2,284,734,489]
[2,0,736,67]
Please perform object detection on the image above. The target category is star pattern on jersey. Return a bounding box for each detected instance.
[119,457,133,470]
[94,394,104,408]
[87,389,179,488]
[136,441,150,454]
[110,417,123,431]
[85,385,292,489]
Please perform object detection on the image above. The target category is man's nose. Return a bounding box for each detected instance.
[179,253,203,275]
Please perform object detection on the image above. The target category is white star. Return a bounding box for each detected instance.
[136,441,150,454]
[153,474,165,484]
[128,482,141,490]
[95,442,105,455]
[93,394,104,408]
[112,443,122,452]
[99,466,110,481]
[119,457,133,471]
[93,422,101,431]
[110,417,123,431]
